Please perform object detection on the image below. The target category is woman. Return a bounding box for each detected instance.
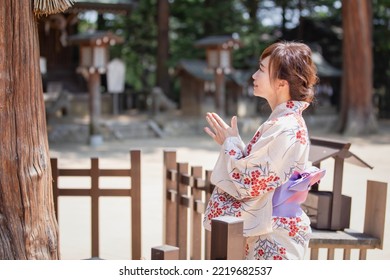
[203,41,325,260]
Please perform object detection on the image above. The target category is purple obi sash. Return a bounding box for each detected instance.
[272,167,326,217]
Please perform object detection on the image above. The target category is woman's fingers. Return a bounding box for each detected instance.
[206,115,217,132]
[204,127,215,139]
[231,116,238,132]
[212,113,229,128]
[205,113,224,145]
[204,126,224,145]
[206,113,222,131]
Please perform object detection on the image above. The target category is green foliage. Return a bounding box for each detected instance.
[108,0,158,91]
[169,0,248,67]
[78,11,98,32]
[169,0,209,66]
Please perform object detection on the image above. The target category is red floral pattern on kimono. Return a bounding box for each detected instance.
[246,216,311,260]
[203,101,312,260]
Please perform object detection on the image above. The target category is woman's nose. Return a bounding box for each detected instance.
[252,70,258,80]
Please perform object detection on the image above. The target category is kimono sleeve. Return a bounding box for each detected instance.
[210,121,307,200]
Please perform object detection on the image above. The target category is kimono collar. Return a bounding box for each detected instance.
[268,100,309,120]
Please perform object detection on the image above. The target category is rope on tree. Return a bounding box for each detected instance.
[33,0,74,17]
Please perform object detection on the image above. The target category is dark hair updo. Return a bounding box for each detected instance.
[260,41,318,103]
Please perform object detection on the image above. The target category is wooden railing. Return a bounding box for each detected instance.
[163,150,214,260]
[158,150,387,260]
[51,150,141,260]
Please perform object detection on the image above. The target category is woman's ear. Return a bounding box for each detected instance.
[276,79,290,100]
[278,79,288,88]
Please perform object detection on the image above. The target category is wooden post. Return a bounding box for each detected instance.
[331,156,344,230]
[177,162,189,260]
[51,158,60,220]
[151,245,179,260]
[359,249,367,260]
[343,248,351,260]
[91,158,100,257]
[327,248,335,260]
[191,166,203,260]
[364,180,387,249]
[210,216,245,260]
[205,170,213,260]
[310,248,319,260]
[131,150,142,260]
[163,150,177,246]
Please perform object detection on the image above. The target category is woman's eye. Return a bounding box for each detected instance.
[258,63,265,72]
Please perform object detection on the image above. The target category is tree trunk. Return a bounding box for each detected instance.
[339,0,377,135]
[0,0,59,259]
[241,0,259,29]
[281,0,287,37]
[156,0,170,95]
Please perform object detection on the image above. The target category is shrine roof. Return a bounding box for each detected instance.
[177,59,252,87]
[194,35,242,49]
[67,0,137,15]
[68,31,124,45]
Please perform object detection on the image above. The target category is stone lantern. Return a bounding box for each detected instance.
[195,35,241,115]
[68,31,124,146]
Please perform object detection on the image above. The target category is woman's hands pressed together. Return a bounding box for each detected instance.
[204,112,239,145]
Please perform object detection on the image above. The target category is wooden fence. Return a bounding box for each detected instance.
[160,150,387,260]
[51,150,141,260]
[163,150,214,260]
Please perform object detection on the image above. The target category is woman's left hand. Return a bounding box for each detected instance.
[204,112,239,145]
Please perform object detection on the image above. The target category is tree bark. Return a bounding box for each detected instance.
[0,0,59,259]
[156,0,170,95]
[339,0,377,135]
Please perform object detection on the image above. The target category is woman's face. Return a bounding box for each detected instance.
[251,56,275,101]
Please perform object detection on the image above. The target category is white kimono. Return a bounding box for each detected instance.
[203,100,319,260]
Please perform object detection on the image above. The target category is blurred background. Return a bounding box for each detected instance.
[39,0,390,144]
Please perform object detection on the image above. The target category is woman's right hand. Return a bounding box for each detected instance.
[204,112,239,145]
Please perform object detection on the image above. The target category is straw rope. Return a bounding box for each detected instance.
[33,0,75,16]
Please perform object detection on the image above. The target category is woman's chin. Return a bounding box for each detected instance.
[253,91,263,98]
